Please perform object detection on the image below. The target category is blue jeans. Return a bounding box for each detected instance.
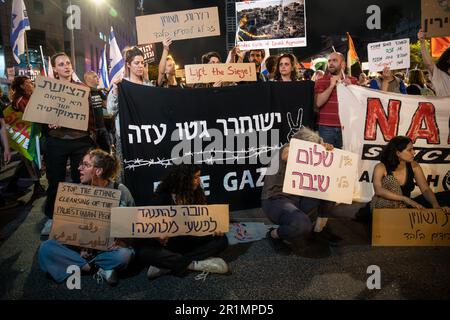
[319,125,342,149]
[39,240,134,283]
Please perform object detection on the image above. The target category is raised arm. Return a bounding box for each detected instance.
[158,38,172,87]
[418,29,434,74]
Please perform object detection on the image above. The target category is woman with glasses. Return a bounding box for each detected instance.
[38,149,135,286]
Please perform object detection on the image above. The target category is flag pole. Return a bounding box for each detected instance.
[24,30,31,77]
[39,45,47,77]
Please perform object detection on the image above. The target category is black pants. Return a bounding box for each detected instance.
[136,235,228,276]
[44,135,94,218]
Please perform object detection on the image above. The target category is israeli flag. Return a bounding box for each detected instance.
[11,0,31,64]
[108,27,124,84]
[98,45,110,89]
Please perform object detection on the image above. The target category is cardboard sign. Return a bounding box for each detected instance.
[49,183,122,251]
[136,7,221,44]
[367,39,410,72]
[185,63,257,84]
[137,44,156,64]
[22,76,90,131]
[282,139,359,204]
[372,209,450,246]
[421,0,450,38]
[110,205,230,238]
[235,0,307,49]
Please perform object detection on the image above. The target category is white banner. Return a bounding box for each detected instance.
[367,38,410,72]
[282,139,359,204]
[338,84,450,202]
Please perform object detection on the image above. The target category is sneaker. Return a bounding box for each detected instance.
[266,228,292,255]
[95,268,118,286]
[194,258,229,274]
[147,265,170,279]
[40,219,53,236]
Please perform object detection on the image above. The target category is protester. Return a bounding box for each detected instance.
[39,149,135,285]
[0,106,12,208]
[314,52,357,149]
[248,49,267,82]
[406,69,435,96]
[371,136,450,211]
[264,55,279,81]
[369,66,407,94]
[196,51,225,88]
[136,165,229,279]
[84,71,111,153]
[4,76,45,201]
[0,87,11,110]
[358,72,370,87]
[41,53,96,236]
[418,29,450,97]
[107,46,153,181]
[273,54,299,82]
[157,38,183,88]
[262,126,341,254]
[303,68,315,81]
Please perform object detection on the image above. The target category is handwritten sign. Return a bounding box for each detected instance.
[49,183,121,251]
[367,39,410,73]
[422,0,450,38]
[136,7,221,44]
[373,209,450,246]
[110,205,229,238]
[22,76,90,131]
[137,44,156,64]
[282,139,359,204]
[185,63,257,84]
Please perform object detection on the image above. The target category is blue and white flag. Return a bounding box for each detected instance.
[108,27,124,84]
[98,45,110,89]
[11,0,31,64]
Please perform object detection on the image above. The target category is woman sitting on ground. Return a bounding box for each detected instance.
[136,164,229,280]
[372,136,449,211]
[39,149,135,286]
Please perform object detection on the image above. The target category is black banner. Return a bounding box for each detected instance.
[119,81,314,211]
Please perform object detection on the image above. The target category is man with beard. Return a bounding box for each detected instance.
[314,52,357,149]
[248,49,267,82]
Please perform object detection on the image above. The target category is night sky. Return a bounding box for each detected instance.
[143,0,421,66]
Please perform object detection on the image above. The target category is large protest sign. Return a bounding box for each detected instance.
[119,81,315,211]
[136,7,220,44]
[111,205,229,238]
[367,39,410,72]
[373,209,450,246]
[282,140,358,204]
[137,44,156,64]
[22,76,90,131]
[338,84,450,202]
[235,0,307,50]
[185,63,257,84]
[49,183,121,251]
[421,0,450,38]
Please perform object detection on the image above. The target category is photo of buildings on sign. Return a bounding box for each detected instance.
[236,0,307,49]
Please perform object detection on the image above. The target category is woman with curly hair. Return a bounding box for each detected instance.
[371,136,450,211]
[136,165,229,280]
[39,149,135,286]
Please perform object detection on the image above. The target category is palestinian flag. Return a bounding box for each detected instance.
[431,37,450,58]
[347,32,361,76]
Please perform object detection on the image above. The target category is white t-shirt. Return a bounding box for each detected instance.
[431,65,450,97]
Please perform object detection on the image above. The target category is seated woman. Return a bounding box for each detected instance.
[262,126,339,254]
[39,149,135,286]
[136,165,229,280]
[372,136,449,211]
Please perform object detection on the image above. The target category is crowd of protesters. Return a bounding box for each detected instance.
[0,28,449,284]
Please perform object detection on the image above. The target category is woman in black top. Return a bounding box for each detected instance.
[372,136,449,211]
[136,165,229,280]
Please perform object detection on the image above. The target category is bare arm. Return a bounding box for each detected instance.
[418,29,434,74]
[412,161,440,208]
[158,38,172,87]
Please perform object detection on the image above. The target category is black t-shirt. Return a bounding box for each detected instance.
[89,88,106,129]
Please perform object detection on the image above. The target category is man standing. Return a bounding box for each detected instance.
[314,52,357,149]
[84,71,111,153]
[248,49,267,82]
